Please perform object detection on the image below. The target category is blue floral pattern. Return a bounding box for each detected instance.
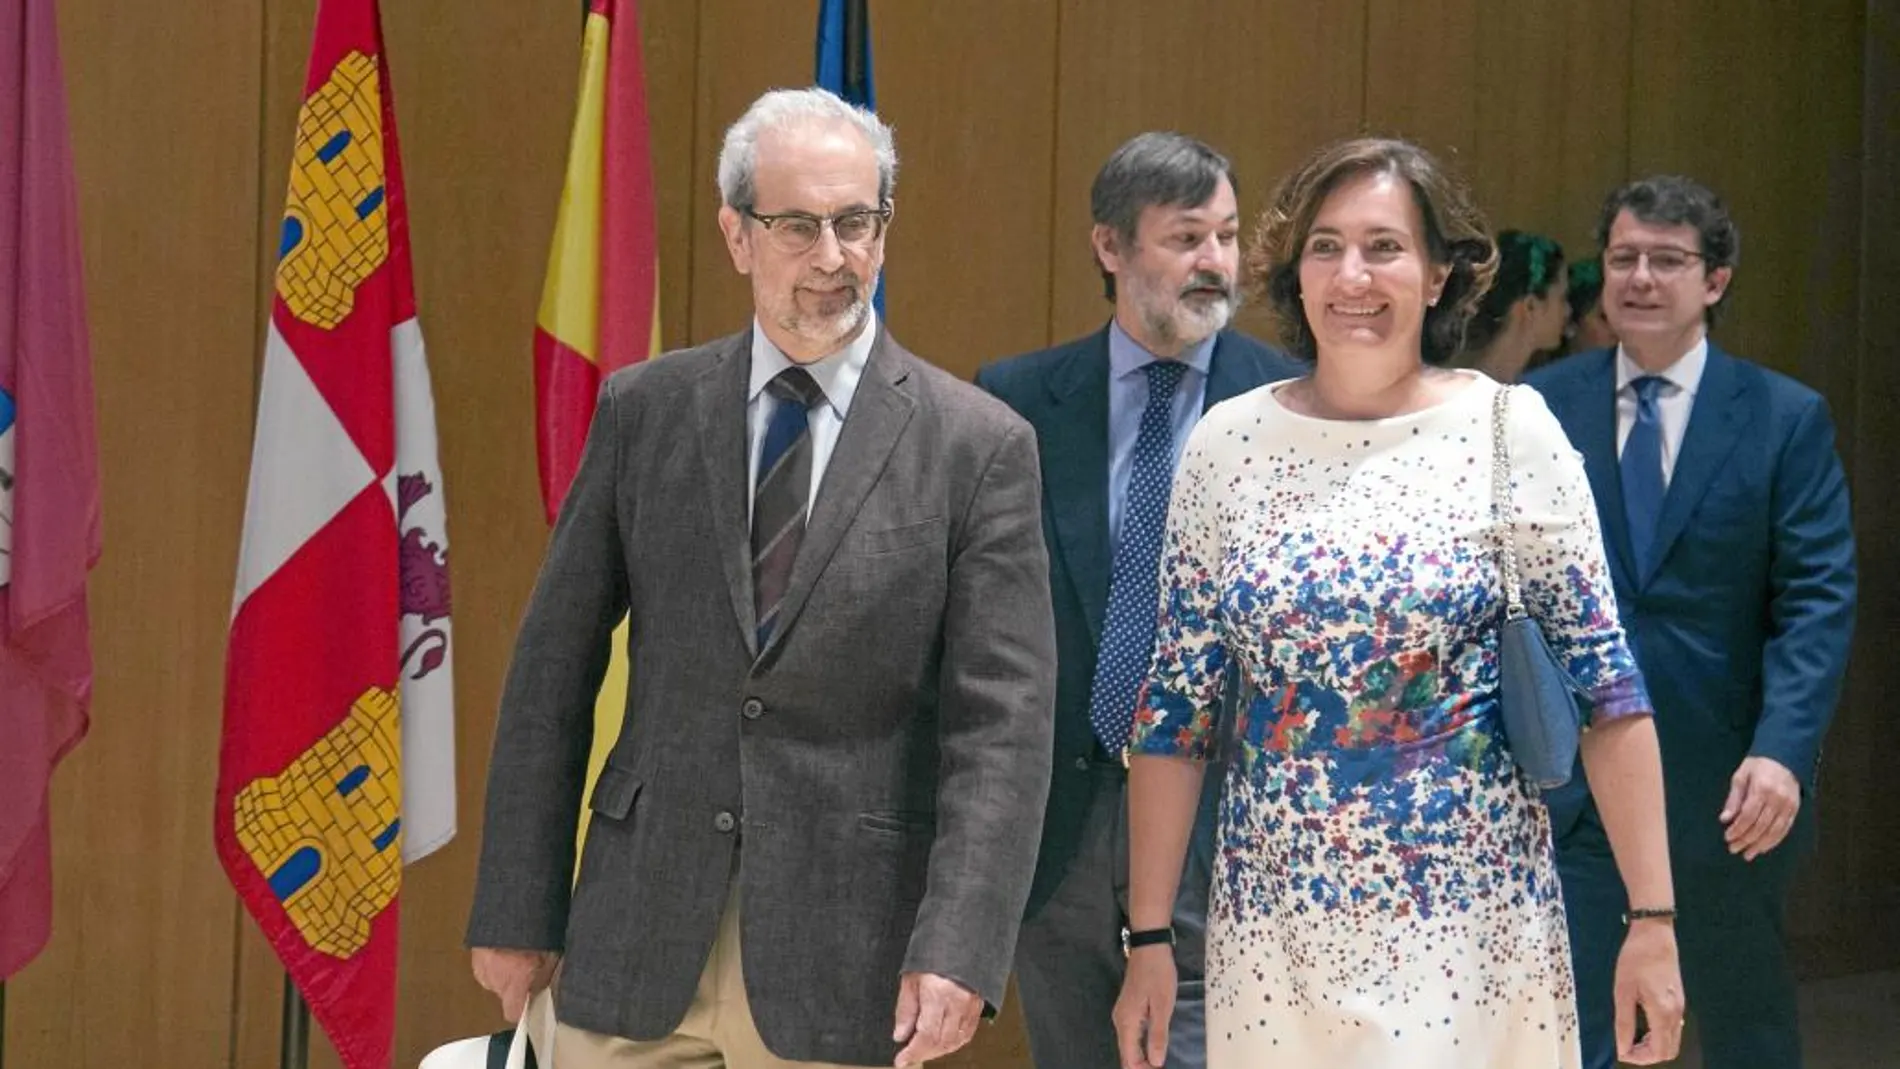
[1130,374,1649,1067]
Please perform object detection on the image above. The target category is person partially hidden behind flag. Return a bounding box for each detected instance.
[465,87,1058,1069]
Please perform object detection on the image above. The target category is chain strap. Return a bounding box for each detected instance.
[1490,384,1526,621]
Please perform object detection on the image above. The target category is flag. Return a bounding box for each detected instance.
[214,0,455,1064]
[533,0,660,524]
[815,0,881,314]
[532,0,661,843]
[0,0,100,980]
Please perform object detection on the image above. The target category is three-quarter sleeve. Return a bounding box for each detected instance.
[1504,386,1651,723]
[1130,421,1230,759]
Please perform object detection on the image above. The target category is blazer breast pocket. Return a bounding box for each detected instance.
[857,516,945,555]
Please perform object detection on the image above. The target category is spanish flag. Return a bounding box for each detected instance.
[532,0,660,837]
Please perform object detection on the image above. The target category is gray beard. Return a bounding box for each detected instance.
[779,293,871,351]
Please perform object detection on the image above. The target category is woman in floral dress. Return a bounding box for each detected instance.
[1113,139,1684,1069]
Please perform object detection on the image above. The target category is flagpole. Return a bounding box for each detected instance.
[280,976,310,1069]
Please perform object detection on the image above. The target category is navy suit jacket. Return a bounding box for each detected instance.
[1526,345,1856,863]
[975,326,1302,914]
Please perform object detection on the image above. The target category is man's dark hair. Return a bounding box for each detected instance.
[1596,175,1740,324]
[1090,132,1235,301]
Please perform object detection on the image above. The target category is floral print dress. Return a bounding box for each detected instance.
[1130,374,1650,1068]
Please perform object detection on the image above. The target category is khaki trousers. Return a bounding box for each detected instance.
[552,886,876,1069]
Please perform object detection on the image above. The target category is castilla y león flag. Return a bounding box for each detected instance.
[214,1,455,1066]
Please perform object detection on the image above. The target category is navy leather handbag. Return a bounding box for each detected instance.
[1491,386,1586,790]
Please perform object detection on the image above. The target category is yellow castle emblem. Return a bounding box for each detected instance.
[234,685,403,958]
[276,50,389,329]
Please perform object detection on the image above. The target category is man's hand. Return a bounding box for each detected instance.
[892,971,982,1067]
[471,947,560,1023]
[1721,756,1801,861]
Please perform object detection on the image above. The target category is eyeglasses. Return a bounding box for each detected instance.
[1603,245,1704,278]
[744,205,892,254]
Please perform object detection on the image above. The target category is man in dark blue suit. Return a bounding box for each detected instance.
[975,132,1300,1069]
[1527,176,1857,1069]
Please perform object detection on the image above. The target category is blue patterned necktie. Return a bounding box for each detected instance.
[753,368,824,646]
[1087,359,1189,754]
[1621,375,1668,575]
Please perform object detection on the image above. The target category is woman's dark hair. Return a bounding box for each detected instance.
[1463,230,1566,351]
[1565,255,1604,331]
[1246,137,1497,365]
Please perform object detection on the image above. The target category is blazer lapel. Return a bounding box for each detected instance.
[1569,352,1637,588]
[1203,332,1258,411]
[693,332,759,658]
[1642,346,1748,588]
[759,328,917,659]
[1041,331,1113,644]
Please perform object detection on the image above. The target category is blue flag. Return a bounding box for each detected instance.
[815,0,883,315]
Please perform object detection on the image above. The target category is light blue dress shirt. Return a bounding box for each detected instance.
[745,315,876,520]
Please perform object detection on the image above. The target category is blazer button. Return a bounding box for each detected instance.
[1074,756,1090,772]
[713,811,737,833]
[741,698,765,720]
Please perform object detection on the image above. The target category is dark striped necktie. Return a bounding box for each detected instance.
[752,367,825,645]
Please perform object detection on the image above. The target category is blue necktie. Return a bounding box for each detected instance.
[1087,360,1189,754]
[1621,375,1668,575]
[753,368,824,646]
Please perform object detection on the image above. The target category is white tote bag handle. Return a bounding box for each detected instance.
[418,989,557,1069]
[510,988,558,1068]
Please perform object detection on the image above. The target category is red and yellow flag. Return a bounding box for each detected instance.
[533,0,662,834]
[216,1,457,1065]
[534,0,661,523]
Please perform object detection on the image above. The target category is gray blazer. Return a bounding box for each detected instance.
[467,327,1057,1065]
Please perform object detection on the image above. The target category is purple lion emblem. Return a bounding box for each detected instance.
[397,472,451,680]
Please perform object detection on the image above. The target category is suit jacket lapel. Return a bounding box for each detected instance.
[759,328,917,659]
[1038,330,1113,644]
[1569,352,1637,588]
[1643,345,1748,587]
[693,332,759,657]
[1203,331,1258,411]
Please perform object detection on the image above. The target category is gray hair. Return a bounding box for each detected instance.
[1091,132,1235,300]
[716,88,898,210]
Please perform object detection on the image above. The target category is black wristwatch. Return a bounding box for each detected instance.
[1122,926,1175,955]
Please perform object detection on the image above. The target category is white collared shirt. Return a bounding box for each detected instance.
[745,315,877,519]
[1615,338,1708,487]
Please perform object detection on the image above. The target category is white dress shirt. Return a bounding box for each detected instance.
[745,315,877,519]
[1615,337,1708,487]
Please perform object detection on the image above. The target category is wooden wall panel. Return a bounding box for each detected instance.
[644,0,701,353]
[4,2,265,1068]
[1363,0,1480,162]
[1050,0,1367,345]
[1836,0,1900,975]
[873,0,1059,376]
[686,0,813,346]
[1466,0,1632,252]
[1367,0,1633,256]
[1628,1,1865,388]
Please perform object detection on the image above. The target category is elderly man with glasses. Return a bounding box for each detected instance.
[1527,176,1858,1069]
[465,87,1058,1069]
